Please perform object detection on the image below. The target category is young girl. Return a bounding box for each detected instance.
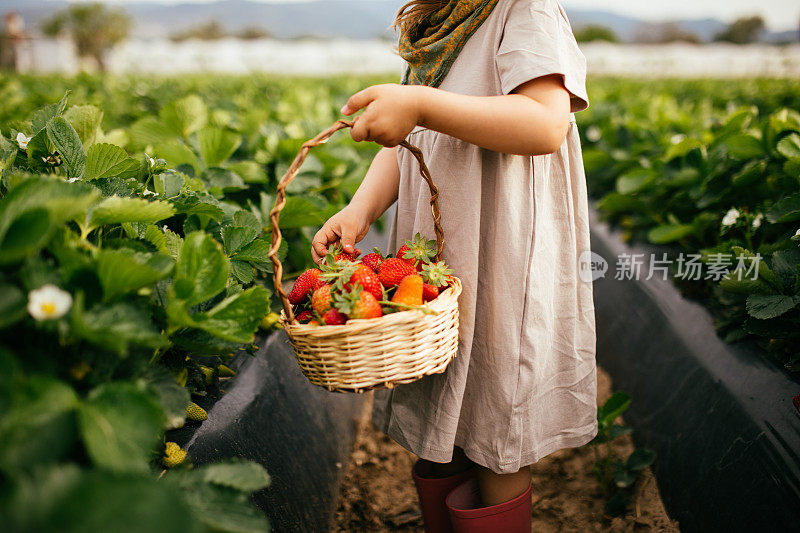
[312,0,597,530]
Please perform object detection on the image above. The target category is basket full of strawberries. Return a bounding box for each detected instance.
[267,120,462,392]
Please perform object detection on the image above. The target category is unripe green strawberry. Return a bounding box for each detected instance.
[162,442,187,468]
[187,401,208,421]
[217,364,236,377]
[200,365,214,385]
[259,311,282,330]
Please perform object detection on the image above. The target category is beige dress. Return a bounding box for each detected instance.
[372,0,598,475]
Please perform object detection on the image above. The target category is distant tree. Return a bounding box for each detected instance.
[236,26,272,40]
[574,25,619,43]
[714,16,765,44]
[170,21,228,42]
[41,3,131,72]
[632,22,701,44]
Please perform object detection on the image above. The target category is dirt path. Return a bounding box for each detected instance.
[334,366,680,532]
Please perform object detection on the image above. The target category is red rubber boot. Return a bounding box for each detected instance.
[445,478,532,532]
[412,459,476,533]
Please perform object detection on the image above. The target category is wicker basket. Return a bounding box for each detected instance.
[267,120,462,393]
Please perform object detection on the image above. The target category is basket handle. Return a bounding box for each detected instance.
[267,119,444,324]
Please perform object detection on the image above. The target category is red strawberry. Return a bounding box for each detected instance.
[295,310,313,323]
[391,274,423,306]
[378,257,417,288]
[311,284,334,316]
[793,394,800,412]
[335,252,357,263]
[288,268,323,304]
[361,248,384,272]
[422,283,439,302]
[396,244,413,267]
[322,308,348,325]
[335,285,383,319]
[346,264,383,301]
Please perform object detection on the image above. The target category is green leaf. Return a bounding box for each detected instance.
[88,196,175,228]
[187,286,270,343]
[203,167,246,193]
[723,134,764,159]
[71,297,167,354]
[663,137,703,161]
[180,482,270,533]
[262,192,334,229]
[42,470,198,533]
[647,224,694,244]
[719,271,770,295]
[0,283,26,327]
[153,171,186,198]
[196,458,271,492]
[777,133,800,160]
[197,127,241,168]
[174,231,230,306]
[231,260,256,284]
[598,392,631,428]
[596,192,647,214]
[46,117,86,179]
[85,143,140,181]
[223,226,258,255]
[96,248,174,301]
[626,448,656,470]
[746,294,800,320]
[160,95,208,138]
[128,117,173,149]
[616,169,657,195]
[78,382,165,473]
[140,366,190,430]
[31,91,69,134]
[766,192,800,224]
[0,377,79,472]
[64,105,104,147]
[154,140,202,173]
[0,208,52,264]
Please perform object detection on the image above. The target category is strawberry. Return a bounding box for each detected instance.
[186,402,208,421]
[322,308,348,325]
[311,284,334,316]
[295,310,313,323]
[335,285,383,319]
[346,264,383,301]
[163,442,187,468]
[378,257,417,288]
[288,268,323,304]
[361,248,384,272]
[308,320,320,326]
[422,283,439,302]
[399,233,437,271]
[793,394,800,413]
[421,260,455,288]
[392,274,423,306]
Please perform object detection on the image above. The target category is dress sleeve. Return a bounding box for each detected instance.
[495,0,589,112]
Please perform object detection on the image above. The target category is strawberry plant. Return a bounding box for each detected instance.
[581,79,800,372]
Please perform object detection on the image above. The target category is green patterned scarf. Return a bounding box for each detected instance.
[399,0,499,88]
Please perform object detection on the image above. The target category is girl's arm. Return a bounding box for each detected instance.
[341,74,571,156]
[310,146,399,263]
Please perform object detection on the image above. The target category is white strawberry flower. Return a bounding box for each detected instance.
[146,154,156,168]
[27,284,73,321]
[66,177,80,183]
[751,213,764,229]
[16,132,31,150]
[721,208,740,228]
[585,126,602,142]
[670,134,686,145]
[142,189,157,196]
[796,228,800,237]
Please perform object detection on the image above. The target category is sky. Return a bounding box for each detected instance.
[69,0,800,32]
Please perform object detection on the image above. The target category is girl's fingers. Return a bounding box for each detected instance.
[312,225,337,258]
[341,87,375,115]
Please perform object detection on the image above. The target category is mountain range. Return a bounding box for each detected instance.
[7,0,797,43]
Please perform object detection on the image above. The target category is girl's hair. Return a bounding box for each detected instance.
[394,0,447,38]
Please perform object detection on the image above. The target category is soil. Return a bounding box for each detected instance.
[333,366,680,532]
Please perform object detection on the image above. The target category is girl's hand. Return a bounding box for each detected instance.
[311,204,370,264]
[341,84,425,147]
